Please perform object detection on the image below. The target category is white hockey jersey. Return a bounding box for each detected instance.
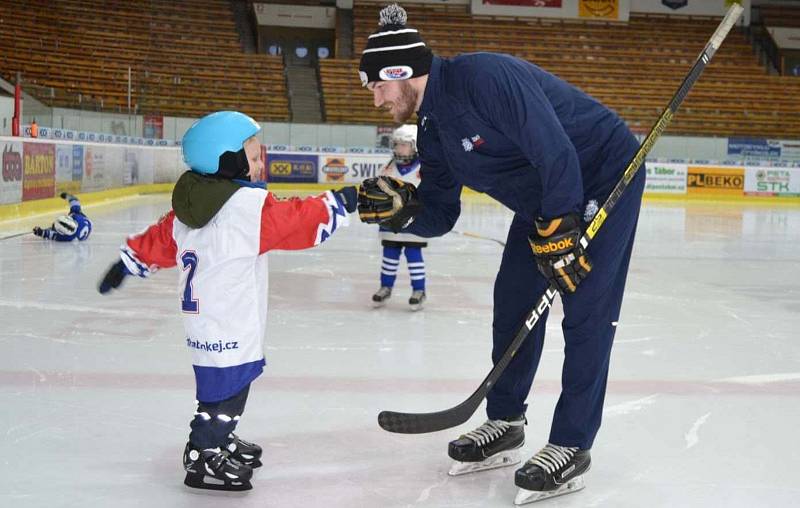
[120,186,349,402]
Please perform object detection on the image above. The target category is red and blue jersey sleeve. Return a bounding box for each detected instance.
[121,210,178,277]
[259,190,350,253]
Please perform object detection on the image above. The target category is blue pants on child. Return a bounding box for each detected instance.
[380,245,425,291]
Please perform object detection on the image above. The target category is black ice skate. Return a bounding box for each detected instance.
[408,290,426,311]
[447,415,525,476]
[514,444,590,505]
[226,433,263,468]
[372,286,392,307]
[183,442,253,491]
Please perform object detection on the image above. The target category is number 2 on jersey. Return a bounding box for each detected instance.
[181,251,199,313]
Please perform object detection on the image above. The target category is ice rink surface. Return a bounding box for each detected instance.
[1,192,799,508]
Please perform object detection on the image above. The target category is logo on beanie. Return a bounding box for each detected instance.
[379,66,413,81]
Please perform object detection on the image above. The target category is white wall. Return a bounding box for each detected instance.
[0,96,13,137]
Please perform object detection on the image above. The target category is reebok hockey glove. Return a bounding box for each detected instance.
[357,176,423,233]
[528,212,592,294]
[98,260,130,294]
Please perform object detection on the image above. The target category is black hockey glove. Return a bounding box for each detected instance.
[528,212,592,294]
[32,226,44,237]
[98,260,130,294]
[332,186,358,214]
[357,176,423,233]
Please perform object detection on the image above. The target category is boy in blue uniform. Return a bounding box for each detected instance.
[33,192,92,242]
[356,5,645,504]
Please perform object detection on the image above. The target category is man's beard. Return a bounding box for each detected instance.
[391,81,418,123]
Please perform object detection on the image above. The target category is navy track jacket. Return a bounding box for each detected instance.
[405,53,640,237]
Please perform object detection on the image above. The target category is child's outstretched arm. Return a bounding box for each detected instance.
[259,187,357,253]
[98,210,178,293]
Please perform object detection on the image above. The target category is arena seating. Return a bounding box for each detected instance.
[758,4,800,29]
[0,0,289,121]
[320,2,800,138]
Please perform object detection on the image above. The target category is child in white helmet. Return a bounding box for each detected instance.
[371,124,427,310]
[32,192,92,241]
[98,111,358,491]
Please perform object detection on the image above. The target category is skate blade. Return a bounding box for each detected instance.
[184,473,253,492]
[372,300,388,308]
[448,449,521,476]
[514,476,585,505]
[409,303,424,311]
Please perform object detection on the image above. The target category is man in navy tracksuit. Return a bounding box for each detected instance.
[357,5,645,502]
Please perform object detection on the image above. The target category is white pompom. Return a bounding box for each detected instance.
[379,4,407,27]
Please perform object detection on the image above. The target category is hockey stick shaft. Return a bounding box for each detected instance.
[0,231,31,241]
[450,229,506,247]
[378,3,743,434]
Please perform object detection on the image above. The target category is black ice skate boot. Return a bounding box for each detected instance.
[372,286,392,307]
[226,433,263,468]
[183,442,253,491]
[447,415,525,476]
[408,290,426,311]
[514,444,591,505]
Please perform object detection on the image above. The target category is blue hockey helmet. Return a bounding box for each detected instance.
[181,111,261,176]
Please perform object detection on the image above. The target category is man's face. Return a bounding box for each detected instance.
[243,137,264,181]
[369,80,418,123]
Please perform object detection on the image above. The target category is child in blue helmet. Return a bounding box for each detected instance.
[97,111,358,491]
[32,192,92,241]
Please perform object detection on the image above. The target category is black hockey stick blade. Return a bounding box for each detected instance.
[378,286,558,434]
[377,3,743,435]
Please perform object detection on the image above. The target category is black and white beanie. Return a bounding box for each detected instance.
[358,4,433,87]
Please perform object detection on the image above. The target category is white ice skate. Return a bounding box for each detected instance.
[372,286,392,308]
[408,290,426,311]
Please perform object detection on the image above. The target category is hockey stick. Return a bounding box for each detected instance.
[0,231,31,241]
[450,229,506,247]
[378,3,744,434]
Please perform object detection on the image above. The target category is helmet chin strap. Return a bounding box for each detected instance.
[217,149,250,180]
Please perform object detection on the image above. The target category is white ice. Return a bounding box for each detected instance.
[1,193,799,508]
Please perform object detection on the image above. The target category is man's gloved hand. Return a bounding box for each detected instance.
[32,226,44,237]
[98,260,130,294]
[332,186,358,214]
[528,212,592,294]
[357,176,423,233]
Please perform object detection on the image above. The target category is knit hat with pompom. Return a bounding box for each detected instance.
[358,4,433,87]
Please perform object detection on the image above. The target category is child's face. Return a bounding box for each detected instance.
[243,137,264,181]
[393,141,414,158]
